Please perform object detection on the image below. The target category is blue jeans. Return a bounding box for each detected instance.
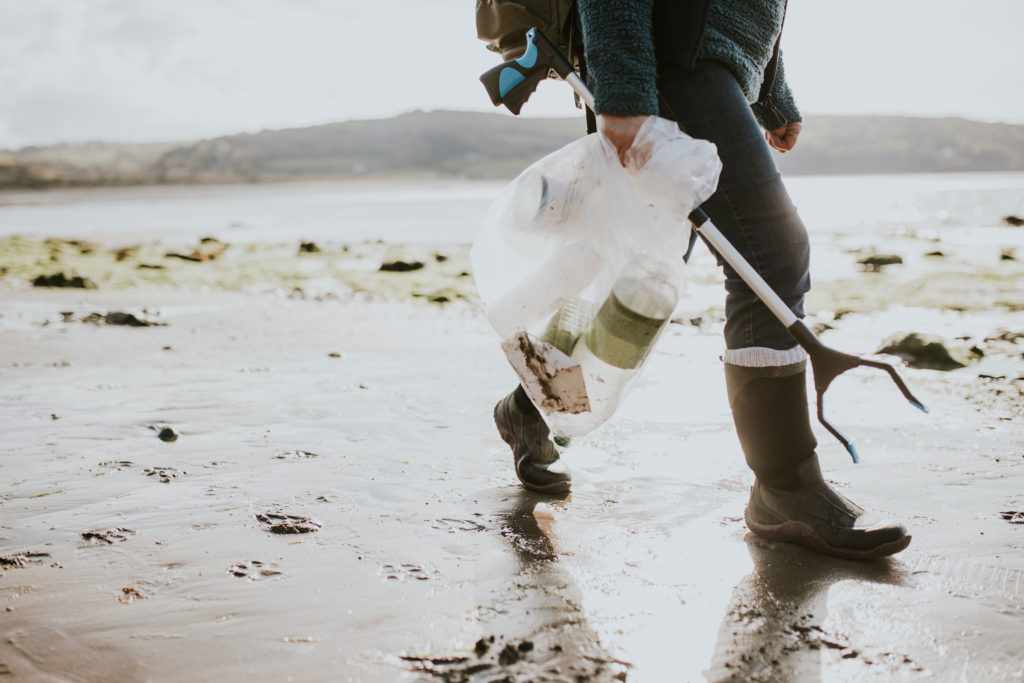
[657,60,810,353]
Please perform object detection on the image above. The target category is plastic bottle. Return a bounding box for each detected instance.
[541,297,597,355]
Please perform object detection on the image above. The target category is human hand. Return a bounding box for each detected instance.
[598,114,649,166]
[766,121,802,153]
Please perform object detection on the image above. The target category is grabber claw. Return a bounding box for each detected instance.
[785,320,928,463]
[686,210,927,463]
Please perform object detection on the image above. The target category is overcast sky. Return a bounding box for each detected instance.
[1,0,1022,148]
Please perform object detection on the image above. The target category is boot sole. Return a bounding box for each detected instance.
[493,405,571,495]
[745,509,911,561]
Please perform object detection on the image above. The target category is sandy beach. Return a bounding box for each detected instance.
[1,200,1024,681]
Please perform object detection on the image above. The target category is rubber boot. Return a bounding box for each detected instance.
[725,360,911,560]
[493,386,571,494]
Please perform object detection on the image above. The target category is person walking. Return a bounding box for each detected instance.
[493,0,911,560]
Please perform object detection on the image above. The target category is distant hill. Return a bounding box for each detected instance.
[0,141,181,190]
[2,110,1024,190]
[774,116,1024,176]
[149,110,582,184]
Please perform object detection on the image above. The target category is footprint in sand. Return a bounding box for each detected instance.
[227,560,283,580]
[97,460,134,471]
[430,517,488,533]
[272,450,319,460]
[255,512,321,534]
[379,562,431,582]
[81,528,136,544]
[0,552,54,575]
[143,466,185,483]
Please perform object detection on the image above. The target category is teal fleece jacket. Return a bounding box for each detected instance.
[577,0,801,131]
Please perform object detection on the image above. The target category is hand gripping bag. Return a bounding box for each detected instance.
[472,116,721,437]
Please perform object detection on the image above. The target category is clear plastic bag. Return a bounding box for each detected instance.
[472,116,721,437]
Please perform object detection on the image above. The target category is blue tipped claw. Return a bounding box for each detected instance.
[790,320,927,464]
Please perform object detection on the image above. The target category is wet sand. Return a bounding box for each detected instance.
[1,230,1023,681]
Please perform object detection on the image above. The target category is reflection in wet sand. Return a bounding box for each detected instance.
[706,536,913,681]
[407,490,630,681]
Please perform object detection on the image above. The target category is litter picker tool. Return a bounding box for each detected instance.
[480,28,927,463]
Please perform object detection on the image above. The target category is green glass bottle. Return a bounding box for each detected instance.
[581,264,677,370]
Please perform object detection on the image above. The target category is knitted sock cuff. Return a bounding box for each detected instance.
[723,345,807,368]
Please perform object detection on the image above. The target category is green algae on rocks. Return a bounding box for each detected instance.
[0,236,478,305]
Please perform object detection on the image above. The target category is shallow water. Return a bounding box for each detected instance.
[1,173,1022,246]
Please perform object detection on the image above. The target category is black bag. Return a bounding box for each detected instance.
[475,0,578,62]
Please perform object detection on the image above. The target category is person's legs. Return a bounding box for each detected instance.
[658,61,910,559]
[494,385,571,493]
[658,60,809,356]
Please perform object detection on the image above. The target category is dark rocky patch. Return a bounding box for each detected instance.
[876,332,979,370]
[497,644,520,666]
[80,311,164,327]
[857,254,903,271]
[32,273,97,289]
[379,260,424,272]
[985,330,1024,344]
[298,241,320,253]
[1003,215,1024,227]
[150,425,179,442]
[165,240,228,262]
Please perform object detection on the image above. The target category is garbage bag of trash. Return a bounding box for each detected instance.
[471,116,721,437]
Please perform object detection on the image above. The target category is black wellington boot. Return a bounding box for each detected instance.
[493,386,571,494]
[725,360,911,561]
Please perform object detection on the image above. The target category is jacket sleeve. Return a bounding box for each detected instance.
[577,0,659,116]
[751,51,802,131]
